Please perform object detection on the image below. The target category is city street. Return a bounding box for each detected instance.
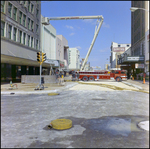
[1,82,149,148]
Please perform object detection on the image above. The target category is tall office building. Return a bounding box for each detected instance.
[1,1,46,82]
[131,1,149,74]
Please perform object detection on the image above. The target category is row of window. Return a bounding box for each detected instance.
[1,1,39,33]
[1,21,39,50]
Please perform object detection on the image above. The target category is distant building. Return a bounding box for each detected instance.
[68,48,80,71]
[56,35,69,71]
[110,42,131,69]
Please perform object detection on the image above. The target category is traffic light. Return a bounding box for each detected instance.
[42,53,46,62]
[37,52,41,62]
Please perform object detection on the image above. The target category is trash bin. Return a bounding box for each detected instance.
[41,77,44,84]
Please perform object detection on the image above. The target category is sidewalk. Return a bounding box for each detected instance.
[122,79,149,92]
[1,82,78,95]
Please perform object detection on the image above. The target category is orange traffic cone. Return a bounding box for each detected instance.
[143,78,145,84]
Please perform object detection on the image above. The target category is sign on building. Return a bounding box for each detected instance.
[135,63,144,68]
[113,47,125,52]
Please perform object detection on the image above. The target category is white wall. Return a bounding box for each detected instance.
[68,48,80,70]
[41,15,56,60]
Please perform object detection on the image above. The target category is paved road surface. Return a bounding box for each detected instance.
[1,83,149,148]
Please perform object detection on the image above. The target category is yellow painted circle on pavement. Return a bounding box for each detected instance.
[51,119,72,130]
[48,93,59,96]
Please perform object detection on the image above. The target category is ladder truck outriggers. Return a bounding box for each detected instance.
[43,15,127,82]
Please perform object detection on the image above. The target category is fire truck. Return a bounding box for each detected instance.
[77,70,127,82]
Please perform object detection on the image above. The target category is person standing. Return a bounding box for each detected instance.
[77,70,80,81]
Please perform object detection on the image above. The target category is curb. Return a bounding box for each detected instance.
[122,81,143,90]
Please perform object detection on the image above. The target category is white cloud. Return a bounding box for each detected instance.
[70,33,75,36]
[66,25,74,29]
[102,22,110,28]
[75,46,81,49]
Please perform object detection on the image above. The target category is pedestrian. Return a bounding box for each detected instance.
[72,70,75,81]
[77,70,80,81]
[55,70,59,83]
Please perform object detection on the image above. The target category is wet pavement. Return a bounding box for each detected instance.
[1,88,149,148]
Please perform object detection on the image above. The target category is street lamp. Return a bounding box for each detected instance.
[130,7,149,12]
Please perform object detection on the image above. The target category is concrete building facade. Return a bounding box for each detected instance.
[56,35,69,71]
[110,42,131,69]
[131,1,149,74]
[1,1,46,82]
[68,48,80,71]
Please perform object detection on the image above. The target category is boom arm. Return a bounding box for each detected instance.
[42,15,104,71]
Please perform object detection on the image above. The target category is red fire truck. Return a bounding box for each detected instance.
[77,70,127,82]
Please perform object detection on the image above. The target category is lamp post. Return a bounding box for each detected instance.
[130,6,149,83]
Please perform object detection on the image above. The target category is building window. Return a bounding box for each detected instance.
[13,28,17,41]
[28,18,30,29]
[36,24,38,33]
[23,33,26,45]
[36,9,39,17]
[127,45,129,47]
[23,14,26,27]
[31,20,34,31]
[118,45,120,47]
[19,30,22,43]
[31,3,34,13]
[13,7,17,21]
[28,35,30,46]
[1,1,5,13]
[1,21,5,37]
[31,37,33,48]
[28,1,30,12]
[36,39,38,49]
[8,3,12,17]
[19,11,22,24]
[8,25,12,39]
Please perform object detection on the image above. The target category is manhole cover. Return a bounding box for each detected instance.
[51,119,72,130]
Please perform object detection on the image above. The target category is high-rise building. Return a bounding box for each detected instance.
[131,1,149,74]
[1,1,47,82]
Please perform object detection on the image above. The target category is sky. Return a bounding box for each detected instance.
[41,1,131,69]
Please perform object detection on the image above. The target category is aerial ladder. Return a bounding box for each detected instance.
[42,15,104,71]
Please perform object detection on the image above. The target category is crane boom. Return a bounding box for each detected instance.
[43,15,104,71]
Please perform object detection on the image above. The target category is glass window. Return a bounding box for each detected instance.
[19,11,22,24]
[28,1,30,12]
[118,45,120,47]
[23,33,26,45]
[1,1,5,13]
[31,37,33,48]
[13,7,17,20]
[28,18,30,29]
[19,30,22,43]
[28,35,30,46]
[36,39,38,49]
[8,3,12,17]
[115,71,119,74]
[8,25,12,39]
[36,24,38,33]
[13,28,17,41]
[23,14,26,27]
[31,3,34,13]
[31,20,34,31]
[121,72,125,74]
[1,21,5,37]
